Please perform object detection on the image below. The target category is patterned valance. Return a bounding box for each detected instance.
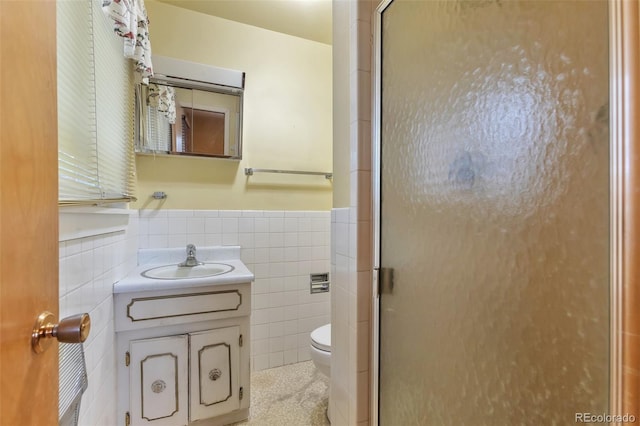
[103,0,153,83]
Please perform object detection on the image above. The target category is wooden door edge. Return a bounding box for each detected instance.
[610,0,640,421]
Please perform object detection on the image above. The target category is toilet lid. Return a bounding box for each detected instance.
[311,324,331,352]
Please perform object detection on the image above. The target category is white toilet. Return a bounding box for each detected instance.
[310,323,331,377]
[310,323,332,422]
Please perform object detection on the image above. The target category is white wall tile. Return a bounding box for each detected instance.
[263,210,285,218]
[148,234,168,248]
[204,234,222,246]
[167,234,188,248]
[219,210,242,218]
[222,217,239,233]
[167,210,194,218]
[283,306,298,321]
[222,233,239,246]
[269,322,284,338]
[284,211,305,218]
[251,326,268,345]
[186,217,205,234]
[254,233,269,248]
[283,218,298,232]
[253,263,269,279]
[299,247,313,262]
[284,277,299,292]
[297,347,311,362]
[148,217,169,235]
[239,217,255,233]
[60,216,138,426]
[205,217,222,234]
[284,247,298,262]
[253,278,270,295]
[269,248,285,262]
[254,354,269,371]
[298,218,312,232]
[254,218,269,233]
[268,217,284,233]
[269,337,284,352]
[253,294,270,310]
[241,248,255,264]
[193,210,218,217]
[252,309,270,325]
[252,339,269,356]
[268,307,284,323]
[269,292,285,308]
[298,232,313,246]
[268,232,284,248]
[284,349,298,366]
[269,352,284,368]
[284,232,298,247]
[167,217,187,234]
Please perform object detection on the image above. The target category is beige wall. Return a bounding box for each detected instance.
[134,1,332,211]
[331,0,351,208]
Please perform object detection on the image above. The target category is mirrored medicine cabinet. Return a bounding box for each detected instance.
[135,56,245,160]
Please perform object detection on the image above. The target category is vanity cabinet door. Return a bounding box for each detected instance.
[189,326,241,421]
[130,335,189,426]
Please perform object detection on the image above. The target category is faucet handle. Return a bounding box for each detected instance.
[180,244,203,267]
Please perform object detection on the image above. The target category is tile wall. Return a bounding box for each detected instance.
[58,213,139,425]
[331,207,356,425]
[331,0,375,425]
[331,206,371,426]
[137,209,331,371]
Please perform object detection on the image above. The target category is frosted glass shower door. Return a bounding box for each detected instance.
[377,0,610,424]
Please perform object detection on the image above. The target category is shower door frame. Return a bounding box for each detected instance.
[370,0,640,423]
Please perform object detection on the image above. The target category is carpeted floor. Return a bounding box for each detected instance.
[232,361,330,426]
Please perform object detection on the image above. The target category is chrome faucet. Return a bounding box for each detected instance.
[179,244,204,267]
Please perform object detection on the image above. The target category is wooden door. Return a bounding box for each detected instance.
[191,109,225,156]
[0,1,59,425]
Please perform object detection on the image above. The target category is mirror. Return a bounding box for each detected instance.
[135,56,244,159]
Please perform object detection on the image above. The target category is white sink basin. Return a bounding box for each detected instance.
[141,263,235,280]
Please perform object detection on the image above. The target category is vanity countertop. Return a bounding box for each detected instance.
[113,246,254,294]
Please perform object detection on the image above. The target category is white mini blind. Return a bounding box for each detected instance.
[57,0,98,200]
[58,0,135,203]
[146,106,172,152]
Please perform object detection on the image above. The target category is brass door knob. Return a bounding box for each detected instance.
[31,311,91,354]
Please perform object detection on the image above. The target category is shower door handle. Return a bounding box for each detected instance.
[376,267,394,295]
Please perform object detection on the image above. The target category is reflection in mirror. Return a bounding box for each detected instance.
[135,56,244,159]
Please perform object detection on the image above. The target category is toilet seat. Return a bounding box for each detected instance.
[310,324,331,352]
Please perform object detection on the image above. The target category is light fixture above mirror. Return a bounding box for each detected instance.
[135,55,245,160]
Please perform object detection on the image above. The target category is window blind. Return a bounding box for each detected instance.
[57,0,136,204]
[146,106,172,152]
[136,84,172,153]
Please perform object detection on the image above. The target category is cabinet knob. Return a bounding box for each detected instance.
[151,380,167,394]
[209,368,222,381]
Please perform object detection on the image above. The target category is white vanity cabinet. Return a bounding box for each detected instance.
[115,281,252,426]
[129,335,189,426]
[189,327,241,421]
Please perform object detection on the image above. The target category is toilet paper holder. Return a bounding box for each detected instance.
[310,273,330,294]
